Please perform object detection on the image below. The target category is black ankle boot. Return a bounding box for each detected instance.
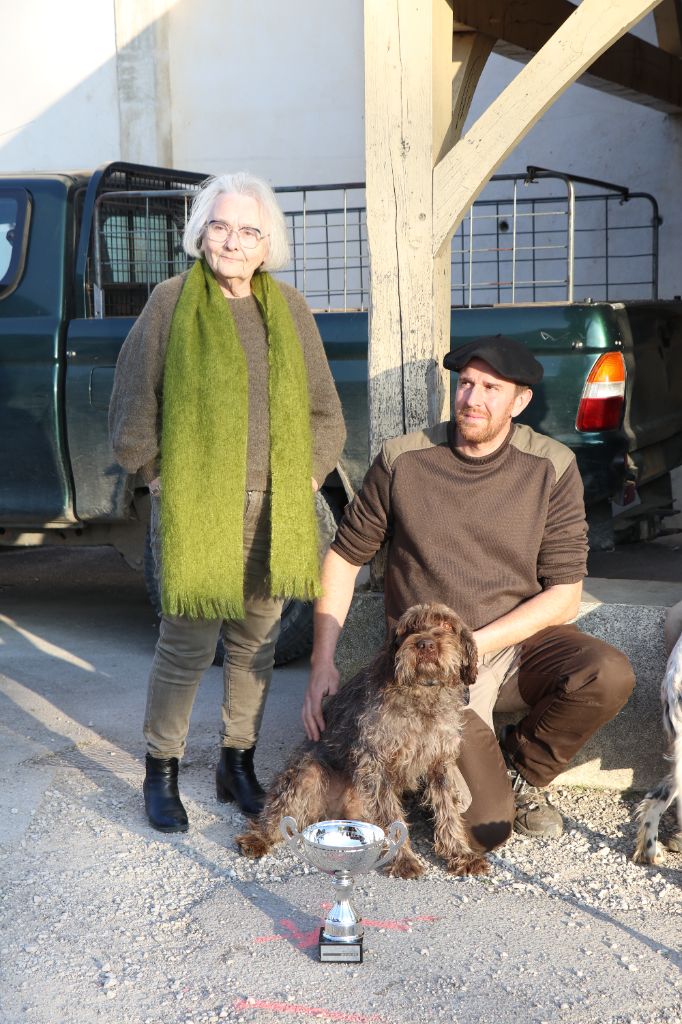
[143,754,189,833]
[216,747,265,817]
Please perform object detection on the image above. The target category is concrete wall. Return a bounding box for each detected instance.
[166,0,365,184]
[0,0,364,184]
[0,0,121,170]
[0,3,680,294]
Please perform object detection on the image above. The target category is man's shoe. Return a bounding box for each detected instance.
[509,773,564,838]
[143,754,189,833]
[499,726,563,839]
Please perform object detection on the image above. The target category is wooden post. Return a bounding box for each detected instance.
[364,0,493,460]
[654,0,682,55]
[433,0,665,257]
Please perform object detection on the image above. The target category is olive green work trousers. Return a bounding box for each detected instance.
[144,490,284,759]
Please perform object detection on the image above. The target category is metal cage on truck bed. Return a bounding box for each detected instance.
[82,164,661,318]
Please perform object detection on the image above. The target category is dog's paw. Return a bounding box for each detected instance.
[446,853,489,877]
[632,847,661,866]
[386,853,424,880]
[235,831,271,859]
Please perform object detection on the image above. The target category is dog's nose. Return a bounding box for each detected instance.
[416,638,436,652]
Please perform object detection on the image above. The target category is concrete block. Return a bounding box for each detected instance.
[335,589,671,793]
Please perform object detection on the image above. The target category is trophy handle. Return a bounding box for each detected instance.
[373,820,408,869]
[279,816,303,852]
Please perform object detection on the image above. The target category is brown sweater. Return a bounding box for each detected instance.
[108,273,346,489]
[331,421,588,631]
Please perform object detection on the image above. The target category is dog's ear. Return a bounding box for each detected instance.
[387,617,405,651]
[458,627,480,688]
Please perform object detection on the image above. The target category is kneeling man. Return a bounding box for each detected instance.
[303,335,635,853]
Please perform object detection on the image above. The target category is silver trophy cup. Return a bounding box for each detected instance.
[280,816,408,962]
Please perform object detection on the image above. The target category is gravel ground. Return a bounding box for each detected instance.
[2,545,682,1024]
[2,757,681,1024]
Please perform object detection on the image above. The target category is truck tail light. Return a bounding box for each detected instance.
[575,352,626,432]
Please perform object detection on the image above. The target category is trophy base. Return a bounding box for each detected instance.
[318,928,364,963]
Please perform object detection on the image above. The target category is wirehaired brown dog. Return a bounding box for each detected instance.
[236,603,489,877]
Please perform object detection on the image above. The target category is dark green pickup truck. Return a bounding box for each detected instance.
[2,162,681,660]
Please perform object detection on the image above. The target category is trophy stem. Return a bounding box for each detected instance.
[322,870,363,942]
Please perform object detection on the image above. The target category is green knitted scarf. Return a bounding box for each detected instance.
[159,259,322,619]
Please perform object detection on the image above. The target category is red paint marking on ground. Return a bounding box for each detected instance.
[253,912,440,946]
[253,919,319,949]
[233,998,384,1022]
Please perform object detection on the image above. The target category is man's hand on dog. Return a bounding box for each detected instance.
[303,658,340,741]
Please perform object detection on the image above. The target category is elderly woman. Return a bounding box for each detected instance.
[109,172,345,832]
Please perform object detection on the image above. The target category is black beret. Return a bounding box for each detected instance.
[443,334,543,386]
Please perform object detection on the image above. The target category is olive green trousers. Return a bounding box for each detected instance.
[144,490,284,758]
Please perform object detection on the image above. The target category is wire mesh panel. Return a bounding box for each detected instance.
[451,182,574,305]
[91,192,196,316]
[275,184,368,311]
[451,170,659,307]
[571,192,659,301]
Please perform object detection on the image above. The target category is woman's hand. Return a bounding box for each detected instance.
[312,477,319,492]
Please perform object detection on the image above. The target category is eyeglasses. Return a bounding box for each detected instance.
[206,220,267,249]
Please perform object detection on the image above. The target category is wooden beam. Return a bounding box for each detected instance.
[454,0,682,113]
[654,0,682,55]
[449,31,496,144]
[434,0,665,255]
[364,0,493,455]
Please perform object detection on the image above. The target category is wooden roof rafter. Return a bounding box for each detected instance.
[653,0,682,55]
[453,0,682,113]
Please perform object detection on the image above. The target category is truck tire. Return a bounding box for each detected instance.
[142,488,343,666]
[273,488,340,665]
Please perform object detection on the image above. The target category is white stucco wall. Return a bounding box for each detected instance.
[0,0,121,171]
[0,0,365,183]
[166,0,365,185]
[0,2,680,295]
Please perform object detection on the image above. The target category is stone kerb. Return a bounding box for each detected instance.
[335,589,669,793]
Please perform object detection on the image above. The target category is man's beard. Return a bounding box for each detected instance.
[455,409,500,445]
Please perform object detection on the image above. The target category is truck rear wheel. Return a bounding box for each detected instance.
[272,487,340,665]
[143,489,342,666]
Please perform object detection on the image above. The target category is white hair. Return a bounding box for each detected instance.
[182,171,290,271]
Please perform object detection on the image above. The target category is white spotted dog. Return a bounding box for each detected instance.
[633,623,682,864]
